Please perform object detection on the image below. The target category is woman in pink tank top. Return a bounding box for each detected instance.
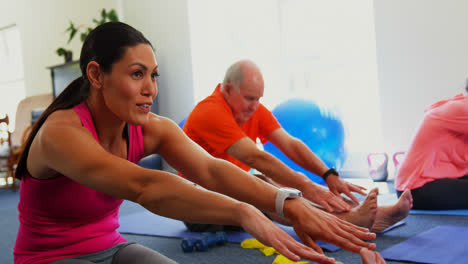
[14,22,378,264]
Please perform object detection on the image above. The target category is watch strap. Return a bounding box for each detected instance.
[275,188,302,218]
[322,167,339,181]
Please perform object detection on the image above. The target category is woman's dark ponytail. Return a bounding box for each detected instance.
[15,76,88,179]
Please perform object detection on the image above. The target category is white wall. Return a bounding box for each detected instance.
[279,0,382,154]
[123,0,194,124]
[188,0,282,110]
[16,0,118,96]
[0,0,18,26]
[374,0,468,154]
[123,0,194,172]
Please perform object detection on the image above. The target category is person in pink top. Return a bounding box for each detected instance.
[395,90,468,210]
[14,22,377,264]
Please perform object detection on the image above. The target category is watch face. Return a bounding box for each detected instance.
[282,187,302,197]
[276,187,302,218]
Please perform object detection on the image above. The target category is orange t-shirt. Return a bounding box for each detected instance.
[183,84,281,172]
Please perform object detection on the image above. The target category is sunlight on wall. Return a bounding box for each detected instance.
[279,0,383,152]
[187,0,282,106]
[188,0,383,153]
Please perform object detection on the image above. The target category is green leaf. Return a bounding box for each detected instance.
[108,10,119,21]
[65,21,75,33]
[80,32,87,42]
[56,47,66,56]
[67,27,77,44]
[56,48,72,58]
[65,21,77,43]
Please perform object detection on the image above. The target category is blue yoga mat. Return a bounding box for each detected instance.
[410,209,468,216]
[118,211,342,251]
[118,211,405,252]
[380,225,468,264]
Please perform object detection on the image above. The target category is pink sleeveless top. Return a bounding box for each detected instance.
[14,102,145,264]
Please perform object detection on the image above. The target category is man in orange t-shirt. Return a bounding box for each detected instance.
[184,60,367,212]
[182,60,413,233]
[183,83,280,173]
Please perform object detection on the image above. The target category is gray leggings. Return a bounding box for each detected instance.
[50,243,177,264]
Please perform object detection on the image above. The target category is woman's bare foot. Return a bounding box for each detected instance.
[335,188,379,229]
[371,189,413,233]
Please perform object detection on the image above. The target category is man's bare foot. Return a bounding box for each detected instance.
[371,189,413,233]
[335,188,378,229]
[360,248,386,264]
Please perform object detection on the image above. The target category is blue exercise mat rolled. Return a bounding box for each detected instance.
[380,225,468,264]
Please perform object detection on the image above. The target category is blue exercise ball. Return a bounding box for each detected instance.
[178,117,187,129]
[263,99,347,185]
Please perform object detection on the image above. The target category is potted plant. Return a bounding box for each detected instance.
[56,47,73,63]
[56,8,119,63]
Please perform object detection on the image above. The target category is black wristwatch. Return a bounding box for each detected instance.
[322,168,339,181]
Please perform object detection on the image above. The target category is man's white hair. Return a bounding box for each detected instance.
[222,61,244,91]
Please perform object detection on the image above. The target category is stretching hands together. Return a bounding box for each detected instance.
[299,172,367,212]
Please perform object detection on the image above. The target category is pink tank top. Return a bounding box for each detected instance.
[14,102,144,264]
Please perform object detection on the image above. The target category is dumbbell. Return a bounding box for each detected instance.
[195,231,227,251]
[181,237,197,252]
[181,231,227,252]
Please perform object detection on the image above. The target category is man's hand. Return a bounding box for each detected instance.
[284,198,377,254]
[301,178,351,212]
[325,175,367,205]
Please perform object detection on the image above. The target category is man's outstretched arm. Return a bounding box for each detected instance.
[227,135,351,212]
[266,128,367,205]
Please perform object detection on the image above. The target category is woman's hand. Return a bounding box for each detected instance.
[238,203,339,264]
[360,248,386,264]
[284,197,377,254]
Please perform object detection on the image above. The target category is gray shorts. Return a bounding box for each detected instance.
[50,242,178,264]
